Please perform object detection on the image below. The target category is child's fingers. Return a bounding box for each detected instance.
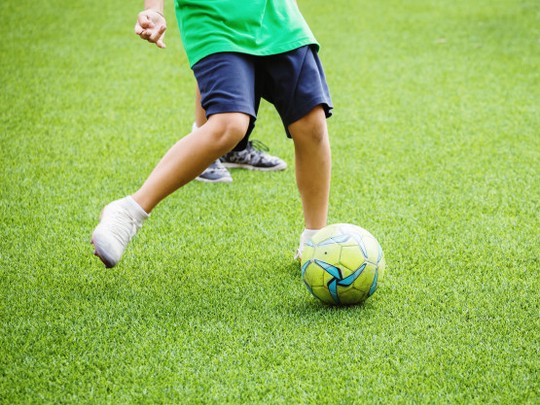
[137,12,155,29]
[156,38,167,49]
[149,25,167,47]
[134,22,144,35]
[134,11,166,47]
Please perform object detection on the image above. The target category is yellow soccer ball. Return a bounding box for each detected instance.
[301,224,386,305]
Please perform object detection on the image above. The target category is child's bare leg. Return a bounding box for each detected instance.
[133,112,250,212]
[288,106,331,230]
[92,112,249,268]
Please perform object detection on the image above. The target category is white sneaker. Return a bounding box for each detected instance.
[294,248,302,262]
[91,196,148,268]
[295,229,319,262]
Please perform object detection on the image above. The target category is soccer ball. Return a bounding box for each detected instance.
[301,223,386,305]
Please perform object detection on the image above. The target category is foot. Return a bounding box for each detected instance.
[91,197,148,268]
[295,229,319,262]
[220,140,287,171]
[195,159,233,183]
[294,248,302,262]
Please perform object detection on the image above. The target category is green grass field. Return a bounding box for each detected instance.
[1,0,539,402]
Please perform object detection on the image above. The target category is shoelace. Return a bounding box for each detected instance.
[248,140,270,152]
[243,140,271,164]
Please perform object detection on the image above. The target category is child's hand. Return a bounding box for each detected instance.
[134,10,167,48]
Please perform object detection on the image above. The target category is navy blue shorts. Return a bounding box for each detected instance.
[192,46,333,138]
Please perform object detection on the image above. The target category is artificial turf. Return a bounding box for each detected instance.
[1,0,538,402]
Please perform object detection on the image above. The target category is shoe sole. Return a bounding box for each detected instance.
[221,162,287,171]
[195,176,233,183]
[91,239,116,268]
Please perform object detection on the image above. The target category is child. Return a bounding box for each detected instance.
[91,0,333,267]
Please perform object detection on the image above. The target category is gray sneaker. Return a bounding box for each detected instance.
[220,140,287,171]
[196,159,233,183]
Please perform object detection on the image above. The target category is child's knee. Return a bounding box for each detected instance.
[222,113,251,142]
[289,106,328,143]
[208,113,251,149]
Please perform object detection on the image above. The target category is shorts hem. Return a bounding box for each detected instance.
[205,105,257,120]
[284,99,333,127]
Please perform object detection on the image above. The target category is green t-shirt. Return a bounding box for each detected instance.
[174,0,319,67]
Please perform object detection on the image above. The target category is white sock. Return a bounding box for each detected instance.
[298,228,319,251]
[125,196,149,220]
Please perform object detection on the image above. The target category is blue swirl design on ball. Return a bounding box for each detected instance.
[314,259,367,304]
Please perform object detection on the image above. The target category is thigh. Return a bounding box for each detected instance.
[192,53,260,120]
